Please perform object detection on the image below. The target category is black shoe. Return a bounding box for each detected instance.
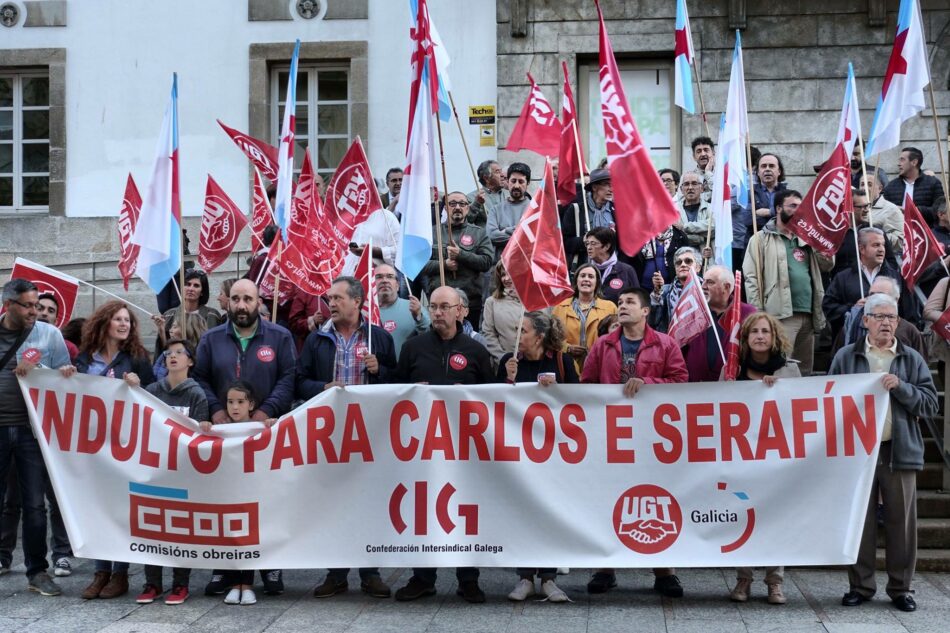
[394,576,436,601]
[587,572,617,594]
[456,580,486,603]
[892,595,916,612]
[654,574,684,598]
[313,576,348,598]
[841,590,868,607]
[360,575,392,598]
[262,570,284,595]
[204,574,228,596]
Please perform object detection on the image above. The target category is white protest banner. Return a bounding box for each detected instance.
[20,370,887,570]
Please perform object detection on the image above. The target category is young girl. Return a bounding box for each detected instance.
[137,339,208,605]
[200,381,275,605]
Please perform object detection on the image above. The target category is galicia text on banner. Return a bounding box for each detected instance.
[20,371,886,570]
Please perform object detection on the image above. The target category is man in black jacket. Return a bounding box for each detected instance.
[882,146,946,226]
[299,276,396,599]
[393,286,494,604]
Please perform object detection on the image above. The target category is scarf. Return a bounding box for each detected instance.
[738,353,787,380]
[591,252,618,282]
[586,193,615,229]
[639,227,674,260]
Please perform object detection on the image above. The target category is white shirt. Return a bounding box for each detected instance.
[902,178,915,203]
[341,208,401,276]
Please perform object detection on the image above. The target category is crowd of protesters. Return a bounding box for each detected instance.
[0,138,945,613]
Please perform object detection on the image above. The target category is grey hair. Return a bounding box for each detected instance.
[869,276,901,299]
[2,278,37,303]
[673,246,701,262]
[704,265,733,289]
[331,276,365,303]
[476,160,497,185]
[857,226,885,246]
[864,293,898,315]
[454,287,470,308]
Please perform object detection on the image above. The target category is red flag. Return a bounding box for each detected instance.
[250,168,273,252]
[506,73,560,157]
[667,270,712,347]
[217,119,279,182]
[117,174,141,291]
[557,62,586,206]
[720,271,744,381]
[787,143,853,256]
[500,159,573,312]
[596,0,681,257]
[902,193,945,289]
[932,304,950,343]
[198,175,249,273]
[7,258,79,329]
[354,239,381,326]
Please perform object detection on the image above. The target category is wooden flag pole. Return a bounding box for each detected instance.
[512,304,526,357]
[691,59,713,140]
[367,236,373,358]
[271,240,282,320]
[856,133,873,227]
[926,81,950,208]
[434,115,457,249]
[745,136,763,308]
[448,91,482,193]
[850,211,865,301]
[570,116,591,233]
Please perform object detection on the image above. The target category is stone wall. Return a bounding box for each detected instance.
[496,0,950,194]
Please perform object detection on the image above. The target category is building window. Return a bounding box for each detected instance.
[0,71,50,211]
[578,60,681,173]
[271,65,350,180]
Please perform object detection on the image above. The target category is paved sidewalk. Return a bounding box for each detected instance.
[2,557,950,632]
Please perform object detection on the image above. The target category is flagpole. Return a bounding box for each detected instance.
[926,81,950,207]
[367,237,373,358]
[434,116,457,249]
[856,133,873,227]
[694,270,726,363]
[570,118,591,233]
[447,91,482,193]
[850,212,865,301]
[171,72,187,337]
[271,240,282,320]
[512,304,526,357]
[745,137,763,308]
[690,59,712,140]
[75,279,153,318]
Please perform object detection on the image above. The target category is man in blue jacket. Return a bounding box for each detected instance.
[192,278,296,596]
[297,276,396,599]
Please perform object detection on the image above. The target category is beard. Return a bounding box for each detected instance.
[779,211,794,225]
[228,307,259,328]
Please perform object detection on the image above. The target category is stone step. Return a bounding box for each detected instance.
[877,548,950,572]
[918,463,946,490]
[876,518,950,549]
[918,490,950,518]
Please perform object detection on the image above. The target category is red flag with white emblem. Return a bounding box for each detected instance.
[506,73,560,157]
[117,174,142,291]
[217,120,279,182]
[901,193,945,289]
[595,0,681,257]
[557,62,587,206]
[354,237,381,327]
[198,175,248,273]
[720,271,744,381]
[500,159,572,312]
[250,168,274,253]
[931,304,950,343]
[7,258,79,329]
[787,143,853,257]
[667,270,712,347]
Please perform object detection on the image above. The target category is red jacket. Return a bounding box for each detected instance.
[581,325,688,385]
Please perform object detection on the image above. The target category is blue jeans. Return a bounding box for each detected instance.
[94,560,129,573]
[0,425,49,577]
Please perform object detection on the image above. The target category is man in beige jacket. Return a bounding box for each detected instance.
[742,189,834,376]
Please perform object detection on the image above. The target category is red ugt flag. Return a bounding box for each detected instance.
[506,73,560,157]
[596,0,681,257]
[721,270,743,381]
[500,159,573,312]
[557,62,587,206]
[667,270,712,347]
[902,193,945,289]
[931,304,950,344]
[787,143,852,257]
[217,120,279,182]
[198,175,248,273]
[354,238,381,326]
[8,258,79,329]
[117,174,142,291]
[250,168,274,253]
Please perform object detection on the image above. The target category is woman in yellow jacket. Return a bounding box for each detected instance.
[552,263,617,375]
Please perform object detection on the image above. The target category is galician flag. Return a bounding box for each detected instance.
[674,0,696,114]
[710,115,733,270]
[409,0,452,122]
[836,62,862,157]
[274,39,301,242]
[131,74,181,293]
[865,0,929,157]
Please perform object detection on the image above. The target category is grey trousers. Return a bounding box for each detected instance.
[848,442,917,600]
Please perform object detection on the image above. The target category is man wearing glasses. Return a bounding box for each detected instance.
[423,191,494,328]
[829,293,937,613]
[0,279,74,596]
[674,172,711,249]
[375,264,429,355]
[393,285,494,604]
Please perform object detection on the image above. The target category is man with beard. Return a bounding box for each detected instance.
[883,146,946,226]
[487,163,532,259]
[849,145,887,189]
[743,190,833,376]
[374,264,429,355]
[393,286,494,604]
[467,160,505,228]
[423,191,494,327]
[192,278,296,597]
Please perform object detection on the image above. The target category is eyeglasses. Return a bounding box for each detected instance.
[866,313,898,322]
[674,258,696,265]
[446,201,470,208]
[10,299,38,310]
[164,349,190,357]
[428,303,460,313]
[660,178,676,184]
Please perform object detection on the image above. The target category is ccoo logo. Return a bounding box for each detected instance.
[129,484,260,546]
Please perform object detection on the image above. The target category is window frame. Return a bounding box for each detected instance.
[0,70,51,213]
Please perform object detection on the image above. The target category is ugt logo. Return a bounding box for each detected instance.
[389,482,479,536]
[613,484,682,554]
[129,482,260,546]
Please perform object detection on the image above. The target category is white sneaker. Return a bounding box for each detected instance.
[541,579,569,603]
[53,558,71,577]
[240,588,257,605]
[557,568,570,575]
[508,578,535,601]
[224,588,241,605]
